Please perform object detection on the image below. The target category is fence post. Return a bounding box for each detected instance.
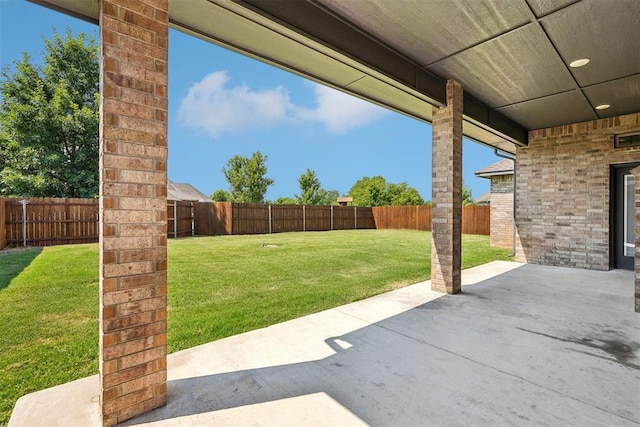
[354,206,357,229]
[331,205,334,231]
[173,201,178,238]
[268,204,272,234]
[191,202,195,236]
[21,199,28,247]
[303,205,306,232]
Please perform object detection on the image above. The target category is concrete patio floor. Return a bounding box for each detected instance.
[9,261,640,426]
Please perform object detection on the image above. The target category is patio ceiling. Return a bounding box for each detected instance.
[33,0,640,153]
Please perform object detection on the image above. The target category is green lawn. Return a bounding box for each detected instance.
[0,230,511,423]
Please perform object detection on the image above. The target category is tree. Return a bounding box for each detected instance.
[348,176,389,206]
[462,180,474,206]
[388,182,425,205]
[222,151,274,203]
[348,176,424,206]
[210,189,230,202]
[0,29,99,197]
[296,169,322,204]
[295,169,338,205]
[272,196,297,205]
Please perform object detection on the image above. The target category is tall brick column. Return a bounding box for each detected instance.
[99,0,168,425]
[632,166,640,313]
[431,80,463,294]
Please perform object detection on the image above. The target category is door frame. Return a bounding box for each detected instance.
[610,162,638,270]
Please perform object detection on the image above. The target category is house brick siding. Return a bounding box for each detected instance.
[490,174,513,248]
[515,113,640,271]
[99,0,168,425]
[431,80,463,294]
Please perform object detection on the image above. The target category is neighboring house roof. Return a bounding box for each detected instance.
[167,180,209,202]
[475,191,490,205]
[474,159,514,178]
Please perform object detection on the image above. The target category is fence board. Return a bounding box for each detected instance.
[194,202,231,235]
[232,203,269,235]
[372,205,488,235]
[461,205,490,235]
[305,205,331,231]
[271,205,302,233]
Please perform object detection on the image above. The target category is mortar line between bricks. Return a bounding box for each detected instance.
[335,307,640,425]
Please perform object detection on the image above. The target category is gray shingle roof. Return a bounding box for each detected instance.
[167,180,210,202]
[474,158,514,178]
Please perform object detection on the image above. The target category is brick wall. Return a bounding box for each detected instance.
[515,113,640,270]
[99,0,169,425]
[490,174,513,248]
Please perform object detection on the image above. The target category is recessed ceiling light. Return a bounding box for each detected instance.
[569,58,590,68]
[595,104,611,110]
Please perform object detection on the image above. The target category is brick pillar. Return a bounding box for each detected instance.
[431,80,463,294]
[632,166,640,313]
[99,0,168,425]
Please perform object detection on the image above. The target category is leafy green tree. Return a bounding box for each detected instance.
[0,29,99,197]
[348,176,389,206]
[295,169,339,205]
[320,190,339,205]
[462,180,474,205]
[388,182,425,205]
[210,189,230,202]
[296,169,322,204]
[222,151,274,203]
[348,176,424,206]
[272,196,297,205]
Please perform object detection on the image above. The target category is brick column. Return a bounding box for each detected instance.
[632,166,640,313]
[431,80,463,294]
[99,0,168,425]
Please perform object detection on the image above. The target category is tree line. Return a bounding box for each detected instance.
[210,151,474,207]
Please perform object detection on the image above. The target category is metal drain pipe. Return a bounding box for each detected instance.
[494,149,516,257]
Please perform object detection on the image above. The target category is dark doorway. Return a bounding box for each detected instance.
[611,164,637,270]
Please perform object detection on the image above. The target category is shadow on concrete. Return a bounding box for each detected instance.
[124,263,640,426]
[0,247,43,292]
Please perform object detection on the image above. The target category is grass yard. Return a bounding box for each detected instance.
[0,230,511,423]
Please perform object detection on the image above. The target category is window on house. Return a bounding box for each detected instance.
[615,133,640,149]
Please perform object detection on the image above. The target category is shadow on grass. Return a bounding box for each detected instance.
[0,247,43,292]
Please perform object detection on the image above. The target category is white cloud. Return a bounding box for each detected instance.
[178,71,292,137]
[296,84,389,133]
[178,71,389,137]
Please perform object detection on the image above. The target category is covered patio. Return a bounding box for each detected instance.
[10,261,639,425]
[19,0,640,424]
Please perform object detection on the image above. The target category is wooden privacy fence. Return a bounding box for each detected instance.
[1,197,198,248]
[372,205,432,231]
[372,205,490,235]
[193,203,489,236]
[167,200,194,238]
[3,197,99,248]
[1,198,490,249]
[194,202,376,235]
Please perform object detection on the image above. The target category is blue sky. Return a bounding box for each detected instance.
[0,0,500,201]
